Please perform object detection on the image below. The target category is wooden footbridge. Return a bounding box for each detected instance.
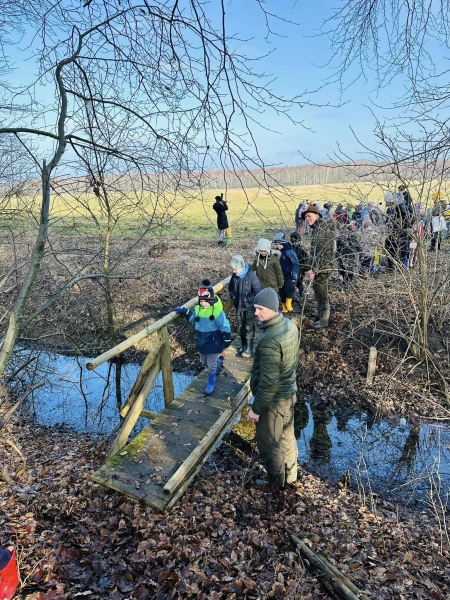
[88,277,254,511]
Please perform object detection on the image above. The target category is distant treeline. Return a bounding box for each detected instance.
[4,159,449,196]
[201,162,382,189]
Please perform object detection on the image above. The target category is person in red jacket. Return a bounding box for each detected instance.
[0,546,19,599]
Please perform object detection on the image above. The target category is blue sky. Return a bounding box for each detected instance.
[208,0,417,166]
[1,0,436,169]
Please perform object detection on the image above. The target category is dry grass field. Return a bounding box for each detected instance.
[34,181,388,240]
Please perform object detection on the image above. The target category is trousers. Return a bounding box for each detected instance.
[255,394,298,488]
[199,352,220,374]
[237,310,256,341]
[313,271,331,304]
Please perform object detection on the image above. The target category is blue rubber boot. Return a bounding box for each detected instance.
[205,372,216,395]
[215,358,223,375]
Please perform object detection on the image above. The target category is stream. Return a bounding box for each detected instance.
[11,346,450,509]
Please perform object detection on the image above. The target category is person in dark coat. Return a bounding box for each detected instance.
[289,231,310,301]
[229,255,261,358]
[272,232,299,313]
[336,224,361,286]
[212,195,229,246]
[384,194,409,269]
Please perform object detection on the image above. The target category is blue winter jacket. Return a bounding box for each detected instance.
[228,264,261,312]
[186,297,231,354]
[278,242,300,280]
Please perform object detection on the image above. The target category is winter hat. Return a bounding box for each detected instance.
[230,255,245,270]
[255,238,272,254]
[254,288,279,314]
[362,216,373,228]
[324,202,333,209]
[384,191,395,204]
[273,232,287,244]
[198,279,215,302]
[314,201,323,211]
[301,204,321,219]
[290,230,300,244]
[214,195,222,201]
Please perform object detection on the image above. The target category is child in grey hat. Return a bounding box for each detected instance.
[250,238,284,293]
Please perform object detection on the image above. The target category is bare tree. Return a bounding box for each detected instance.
[0,0,307,376]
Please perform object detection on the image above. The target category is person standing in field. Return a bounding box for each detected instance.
[229,255,261,358]
[247,287,299,489]
[212,194,229,246]
[250,238,284,293]
[302,205,336,329]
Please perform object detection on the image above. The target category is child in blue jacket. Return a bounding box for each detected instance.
[272,232,300,313]
[175,279,232,395]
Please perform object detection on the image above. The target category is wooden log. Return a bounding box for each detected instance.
[86,276,231,370]
[120,332,164,418]
[317,553,371,600]
[108,356,161,460]
[160,326,175,407]
[366,346,377,386]
[285,529,366,600]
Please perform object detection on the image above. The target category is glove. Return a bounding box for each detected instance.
[174,307,188,315]
[222,335,232,349]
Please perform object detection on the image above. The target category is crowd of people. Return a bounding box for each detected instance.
[174,187,450,492]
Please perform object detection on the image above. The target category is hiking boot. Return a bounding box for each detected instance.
[310,302,330,329]
[236,344,247,356]
[241,339,254,358]
[255,479,279,492]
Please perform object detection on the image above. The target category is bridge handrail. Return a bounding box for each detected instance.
[86,275,232,371]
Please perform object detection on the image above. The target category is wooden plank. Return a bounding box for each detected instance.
[164,408,233,494]
[166,380,251,508]
[140,409,159,419]
[160,326,175,407]
[120,332,163,418]
[108,356,161,459]
[86,276,231,370]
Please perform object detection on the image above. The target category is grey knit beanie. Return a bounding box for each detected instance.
[230,255,245,270]
[254,288,279,313]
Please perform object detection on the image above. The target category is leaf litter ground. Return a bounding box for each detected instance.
[1,420,449,600]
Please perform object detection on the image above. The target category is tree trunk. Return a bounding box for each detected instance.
[0,161,51,376]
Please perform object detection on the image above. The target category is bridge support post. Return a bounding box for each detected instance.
[160,326,174,407]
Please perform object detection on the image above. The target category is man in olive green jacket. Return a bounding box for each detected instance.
[302,204,336,329]
[247,287,299,488]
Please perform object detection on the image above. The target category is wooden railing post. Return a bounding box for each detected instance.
[108,355,162,460]
[120,332,164,418]
[160,325,174,407]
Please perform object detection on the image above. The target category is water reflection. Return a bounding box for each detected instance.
[296,396,450,506]
[12,346,194,435]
